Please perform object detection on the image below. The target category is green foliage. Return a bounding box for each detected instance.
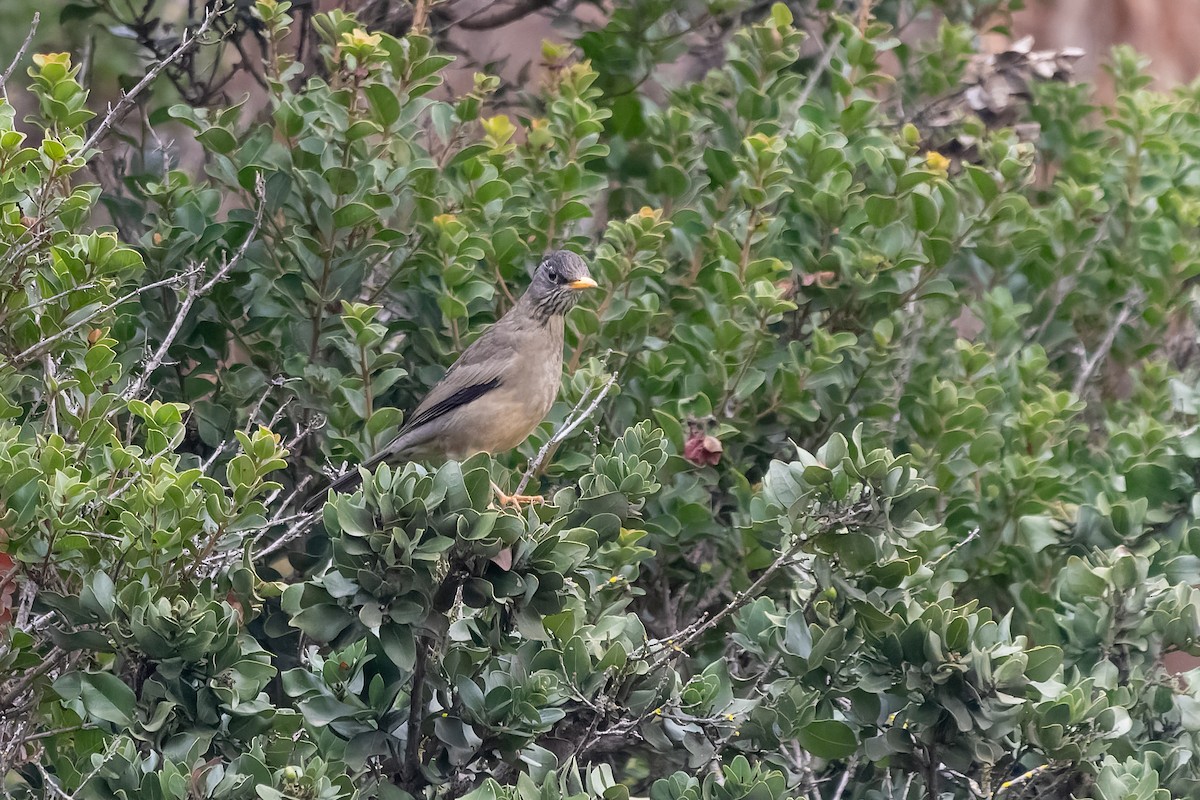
[2,1,1200,799]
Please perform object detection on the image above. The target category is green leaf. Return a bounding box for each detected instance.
[63,671,136,727]
[333,202,377,228]
[1023,645,1063,682]
[797,719,858,760]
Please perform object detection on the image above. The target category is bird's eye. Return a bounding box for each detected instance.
[547,268,560,282]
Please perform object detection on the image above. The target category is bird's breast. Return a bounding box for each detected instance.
[442,321,565,458]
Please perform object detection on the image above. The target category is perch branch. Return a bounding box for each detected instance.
[514,370,618,495]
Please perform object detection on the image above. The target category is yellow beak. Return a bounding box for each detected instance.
[568,277,598,290]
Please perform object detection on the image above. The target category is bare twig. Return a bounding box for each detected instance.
[1071,289,1141,397]
[645,536,813,669]
[252,506,322,562]
[929,527,980,568]
[123,174,265,400]
[797,32,840,109]
[0,647,66,709]
[456,0,557,30]
[0,281,99,329]
[40,353,59,435]
[514,370,618,495]
[0,13,39,96]
[121,268,200,400]
[198,177,266,295]
[1028,209,1116,345]
[411,0,430,33]
[82,4,225,153]
[11,266,203,367]
[831,756,860,800]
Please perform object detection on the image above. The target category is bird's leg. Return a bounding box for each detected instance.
[489,480,544,508]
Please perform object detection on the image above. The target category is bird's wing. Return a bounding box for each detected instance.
[399,331,517,434]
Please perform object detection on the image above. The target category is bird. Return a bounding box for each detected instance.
[303,250,597,511]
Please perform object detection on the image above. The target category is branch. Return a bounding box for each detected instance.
[122,174,266,400]
[1027,208,1116,345]
[81,3,225,153]
[456,0,557,30]
[641,500,870,668]
[797,30,840,109]
[120,268,200,401]
[831,756,860,800]
[645,536,810,669]
[11,266,204,367]
[514,370,618,495]
[1071,289,1140,398]
[929,527,980,569]
[251,506,322,562]
[0,12,39,96]
[401,640,429,790]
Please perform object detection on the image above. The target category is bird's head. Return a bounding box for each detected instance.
[526,250,597,319]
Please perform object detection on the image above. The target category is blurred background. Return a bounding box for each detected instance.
[3,0,1199,110]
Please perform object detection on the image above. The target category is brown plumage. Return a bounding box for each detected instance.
[304,250,596,510]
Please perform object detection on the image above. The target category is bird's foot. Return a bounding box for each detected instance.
[490,481,545,509]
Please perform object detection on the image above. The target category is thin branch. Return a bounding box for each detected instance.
[929,527,980,569]
[0,281,99,329]
[1071,289,1140,397]
[0,13,39,96]
[81,3,225,153]
[456,0,557,30]
[1027,209,1116,345]
[797,31,840,109]
[121,268,200,400]
[252,505,321,562]
[0,648,66,709]
[514,370,618,495]
[645,537,812,669]
[11,266,203,367]
[198,176,266,294]
[831,756,860,800]
[122,174,265,400]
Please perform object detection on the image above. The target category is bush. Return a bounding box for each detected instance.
[1,1,1199,798]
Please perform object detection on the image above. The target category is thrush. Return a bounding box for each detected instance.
[303,250,597,511]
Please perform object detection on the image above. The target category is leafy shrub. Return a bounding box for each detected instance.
[1,1,1199,799]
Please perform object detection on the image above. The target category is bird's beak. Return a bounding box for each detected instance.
[568,277,598,290]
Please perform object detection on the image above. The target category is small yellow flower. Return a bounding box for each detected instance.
[481,115,516,145]
[341,29,382,50]
[440,712,448,718]
[652,707,662,716]
[637,206,658,219]
[432,213,458,228]
[32,53,71,68]
[725,714,735,721]
[924,150,951,175]
[608,576,620,584]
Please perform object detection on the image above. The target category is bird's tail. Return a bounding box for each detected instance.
[301,448,394,512]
